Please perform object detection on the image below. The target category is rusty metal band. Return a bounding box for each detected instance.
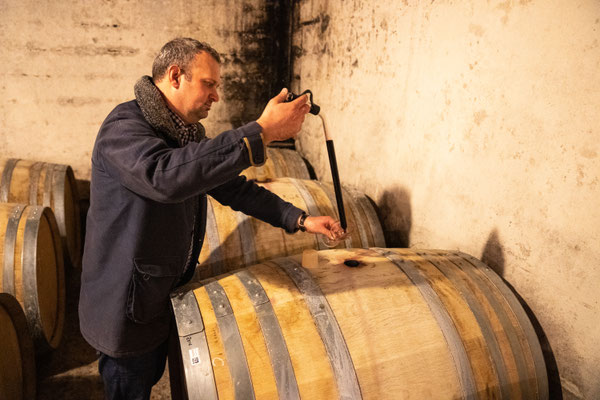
[22,206,48,352]
[415,251,511,399]
[235,269,300,400]
[2,204,25,296]
[0,158,19,202]
[170,288,218,400]
[454,251,548,400]
[352,191,386,247]
[273,258,362,399]
[204,198,224,277]
[28,162,44,205]
[205,280,255,400]
[288,178,327,250]
[235,211,257,267]
[42,163,53,207]
[374,248,477,400]
[51,165,67,238]
[316,181,353,248]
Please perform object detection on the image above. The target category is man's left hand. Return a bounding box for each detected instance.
[303,216,346,241]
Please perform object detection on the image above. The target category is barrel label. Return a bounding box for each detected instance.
[189,347,201,365]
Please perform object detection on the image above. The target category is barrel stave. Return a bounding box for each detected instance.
[251,262,339,399]
[0,203,65,353]
[215,273,280,399]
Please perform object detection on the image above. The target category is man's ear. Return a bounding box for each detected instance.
[167,65,182,89]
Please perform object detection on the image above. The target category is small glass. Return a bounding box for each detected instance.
[319,220,351,248]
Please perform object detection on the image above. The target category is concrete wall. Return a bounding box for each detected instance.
[292,0,599,399]
[0,0,286,180]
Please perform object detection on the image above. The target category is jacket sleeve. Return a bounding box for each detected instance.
[209,175,304,234]
[93,106,266,203]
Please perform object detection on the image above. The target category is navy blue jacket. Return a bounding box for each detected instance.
[79,92,303,357]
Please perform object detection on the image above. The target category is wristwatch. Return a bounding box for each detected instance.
[298,212,309,232]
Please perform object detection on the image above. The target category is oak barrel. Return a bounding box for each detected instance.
[197,177,385,280]
[241,148,311,182]
[0,203,65,353]
[171,248,548,400]
[0,293,36,400]
[0,158,82,268]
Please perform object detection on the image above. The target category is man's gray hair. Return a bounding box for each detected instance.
[152,37,221,81]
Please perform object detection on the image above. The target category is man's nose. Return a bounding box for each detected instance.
[210,88,219,102]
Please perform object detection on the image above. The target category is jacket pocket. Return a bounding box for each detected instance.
[126,256,182,324]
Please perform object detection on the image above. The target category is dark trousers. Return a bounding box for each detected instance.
[98,340,168,400]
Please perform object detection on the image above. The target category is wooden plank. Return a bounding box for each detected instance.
[311,248,462,399]
[400,250,502,398]
[218,273,280,400]
[205,280,255,400]
[423,250,528,399]
[277,256,362,399]
[12,160,35,202]
[249,262,339,399]
[194,286,234,400]
[455,252,545,399]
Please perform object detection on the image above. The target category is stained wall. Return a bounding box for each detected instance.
[292,1,600,399]
[0,0,286,179]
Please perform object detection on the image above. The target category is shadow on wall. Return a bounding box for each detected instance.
[481,229,563,399]
[481,229,506,277]
[373,185,412,248]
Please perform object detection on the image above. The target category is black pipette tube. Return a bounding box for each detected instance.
[326,139,347,231]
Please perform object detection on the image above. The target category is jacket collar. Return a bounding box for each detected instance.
[133,75,205,144]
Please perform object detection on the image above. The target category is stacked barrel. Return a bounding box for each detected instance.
[0,159,80,400]
[0,159,81,269]
[196,147,386,280]
[168,145,549,399]
[197,176,385,280]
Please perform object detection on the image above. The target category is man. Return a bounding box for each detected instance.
[79,37,343,400]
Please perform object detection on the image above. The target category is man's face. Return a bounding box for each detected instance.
[177,51,221,123]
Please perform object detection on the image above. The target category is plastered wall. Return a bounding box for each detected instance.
[1,0,598,398]
[292,0,599,399]
[0,0,285,180]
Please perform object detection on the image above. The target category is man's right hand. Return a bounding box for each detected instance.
[256,88,311,144]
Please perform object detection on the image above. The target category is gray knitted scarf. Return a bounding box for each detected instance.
[133,75,206,144]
